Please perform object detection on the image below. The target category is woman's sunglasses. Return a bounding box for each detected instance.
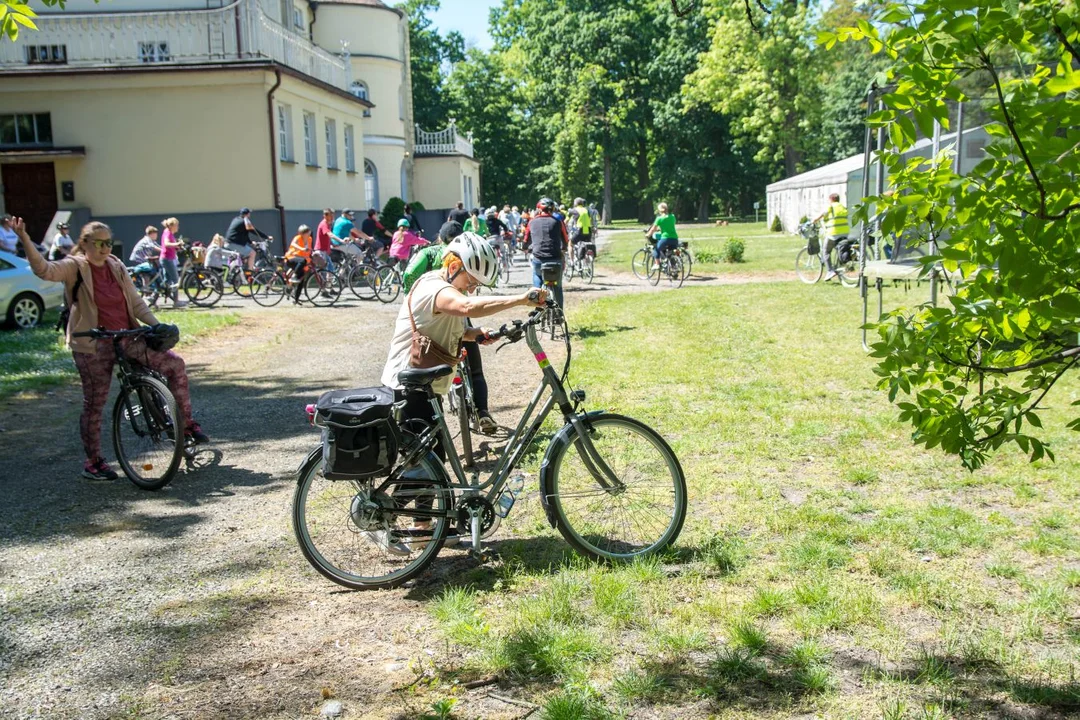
[89,239,112,250]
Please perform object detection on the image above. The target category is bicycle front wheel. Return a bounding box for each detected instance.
[631,248,651,280]
[182,269,222,307]
[373,266,401,303]
[305,270,343,307]
[348,263,378,300]
[547,414,686,561]
[250,270,286,307]
[795,249,823,284]
[112,375,183,491]
[292,448,451,590]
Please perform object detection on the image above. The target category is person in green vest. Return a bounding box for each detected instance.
[463,207,488,236]
[813,193,849,281]
[569,198,594,262]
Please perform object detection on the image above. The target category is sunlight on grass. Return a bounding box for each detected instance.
[425,281,1080,717]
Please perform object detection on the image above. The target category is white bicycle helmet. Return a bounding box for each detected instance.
[448,232,499,287]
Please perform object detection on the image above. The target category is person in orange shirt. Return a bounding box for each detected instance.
[285,225,313,305]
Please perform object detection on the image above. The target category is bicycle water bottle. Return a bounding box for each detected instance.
[495,473,526,518]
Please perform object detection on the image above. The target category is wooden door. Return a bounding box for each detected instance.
[2,163,58,245]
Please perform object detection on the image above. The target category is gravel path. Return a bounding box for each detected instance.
[0,237,791,719]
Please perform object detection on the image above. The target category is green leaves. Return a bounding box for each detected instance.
[1,1,38,41]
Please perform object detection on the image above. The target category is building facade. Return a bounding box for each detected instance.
[0,0,480,252]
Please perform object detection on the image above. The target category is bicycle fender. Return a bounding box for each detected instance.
[296,445,322,483]
[537,410,606,529]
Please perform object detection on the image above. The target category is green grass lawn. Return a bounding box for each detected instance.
[0,309,241,401]
[426,282,1080,718]
[598,222,800,277]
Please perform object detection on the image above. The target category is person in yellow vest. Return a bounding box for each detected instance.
[569,198,593,262]
[813,193,849,281]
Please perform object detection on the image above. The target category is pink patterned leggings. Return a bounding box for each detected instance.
[72,338,193,462]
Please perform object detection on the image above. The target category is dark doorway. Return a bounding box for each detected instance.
[2,162,58,244]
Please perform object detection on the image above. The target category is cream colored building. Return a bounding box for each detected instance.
[0,0,480,251]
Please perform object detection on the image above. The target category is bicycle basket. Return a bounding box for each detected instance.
[314,386,399,480]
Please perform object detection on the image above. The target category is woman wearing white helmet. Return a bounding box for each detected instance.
[382,235,541,403]
[378,232,547,554]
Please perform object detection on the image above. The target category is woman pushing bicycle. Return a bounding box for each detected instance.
[13,218,208,481]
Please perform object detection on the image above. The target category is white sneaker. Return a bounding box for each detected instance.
[365,530,411,556]
[477,415,498,434]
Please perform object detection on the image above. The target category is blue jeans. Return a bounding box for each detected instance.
[653,237,679,259]
[161,258,179,286]
[531,258,564,309]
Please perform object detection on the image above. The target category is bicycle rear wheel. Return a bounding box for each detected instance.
[666,256,685,288]
[112,375,183,491]
[250,270,286,306]
[835,248,860,288]
[292,448,451,590]
[631,248,651,280]
[182,269,222,307]
[348,263,378,300]
[374,266,401,303]
[502,253,512,284]
[547,413,686,561]
[795,249,823,284]
[582,252,595,283]
[305,270,343,307]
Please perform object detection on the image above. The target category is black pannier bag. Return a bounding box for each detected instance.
[315,386,399,480]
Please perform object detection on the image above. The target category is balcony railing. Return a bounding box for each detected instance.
[0,0,350,90]
[415,121,474,158]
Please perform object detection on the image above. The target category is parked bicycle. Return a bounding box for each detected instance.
[292,299,688,589]
[71,326,189,490]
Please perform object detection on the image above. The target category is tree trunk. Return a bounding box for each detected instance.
[697,168,713,222]
[602,152,613,225]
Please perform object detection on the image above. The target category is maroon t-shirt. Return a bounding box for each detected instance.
[315,219,333,253]
[90,262,131,331]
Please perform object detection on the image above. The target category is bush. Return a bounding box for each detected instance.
[770,215,783,232]
[407,200,425,211]
[381,197,406,227]
[724,238,745,264]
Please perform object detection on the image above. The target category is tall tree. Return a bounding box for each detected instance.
[684,0,821,178]
[399,0,465,132]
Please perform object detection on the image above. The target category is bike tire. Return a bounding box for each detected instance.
[455,383,475,467]
[111,375,183,491]
[233,269,255,298]
[583,253,595,284]
[547,413,687,562]
[250,270,286,307]
[348,264,378,300]
[667,256,685,288]
[502,254,512,284]
[182,269,222,307]
[835,249,860,288]
[374,266,402,304]
[304,269,343,307]
[795,249,823,284]
[648,257,661,286]
[631,248,651,280]
[292,448,451,590]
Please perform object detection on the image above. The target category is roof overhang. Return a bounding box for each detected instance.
[0,146,86,162]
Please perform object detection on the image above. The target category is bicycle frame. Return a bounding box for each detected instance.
[376,310,621,548]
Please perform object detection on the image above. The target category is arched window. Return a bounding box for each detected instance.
[350,81,372,118]
[400,159,408,201]
[364,159,379,211]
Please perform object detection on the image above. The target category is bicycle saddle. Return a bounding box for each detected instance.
[397,365,454,387]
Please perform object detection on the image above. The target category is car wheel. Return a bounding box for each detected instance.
[7,293,44,329]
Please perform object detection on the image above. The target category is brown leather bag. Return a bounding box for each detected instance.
[407,286,460,369]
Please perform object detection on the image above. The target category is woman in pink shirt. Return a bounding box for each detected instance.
[159,217,184,305]
[389,218,428,271]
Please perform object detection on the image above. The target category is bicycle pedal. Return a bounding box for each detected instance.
[467,548,495,563]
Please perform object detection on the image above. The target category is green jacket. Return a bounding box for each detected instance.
[463,217,487,235]
[402,245,447,294]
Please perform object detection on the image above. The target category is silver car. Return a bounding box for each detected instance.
[0,250,65,329]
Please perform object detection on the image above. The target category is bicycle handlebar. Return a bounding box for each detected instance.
[72,326,154,340]
[484,299,556,343]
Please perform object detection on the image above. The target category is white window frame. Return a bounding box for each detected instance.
[350,81,372,118]
[364,159,379,211]
[303,111,317,166]
[138,41,170,63]
[325,118,338,170]
[343,124,355,172]
[277,104,293,161]
[293,6,305,30]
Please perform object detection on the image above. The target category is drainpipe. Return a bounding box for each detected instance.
[266,67,286,250]
[308,1,317,43]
